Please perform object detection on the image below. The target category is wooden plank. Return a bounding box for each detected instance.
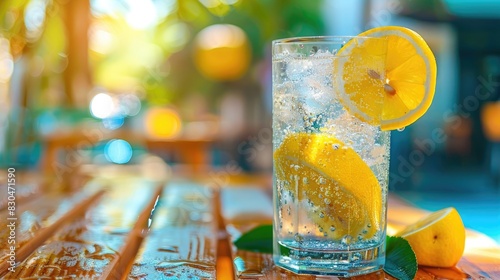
[0,183,40,211]
[0,188,103,270]
[220,186,273,279]
[0,190,105,277]
[215,182,235,279]
[1,177,158,279]
[101,185,163,279]
[127,181,218,279]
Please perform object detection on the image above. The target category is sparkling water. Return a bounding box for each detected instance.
[272,37,389,276]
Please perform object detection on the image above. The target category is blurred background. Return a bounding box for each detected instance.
[0,0,499,241]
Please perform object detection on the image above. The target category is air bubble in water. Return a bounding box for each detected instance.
[397,127,405,132]
[341,235,353,245]
[294,233,304,243]
[351,252,362,262]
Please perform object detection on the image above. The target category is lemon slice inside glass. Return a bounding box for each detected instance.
[274,133,382,240]
[337,26,437,131]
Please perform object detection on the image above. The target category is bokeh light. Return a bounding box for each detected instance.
[36,111,58,136]
[144,107,182,139]
[89,23,115,54]
[125,0,158,30]
[221,0,239,4]
[159,22,191,52]
[24,0,47,40]
[481,102,500,141]
[102,116,124,130]
[199,0,223,9]
[0,38,14,83]
[90,93,115,119]
[90,92,141,126]
[119,93,142,117]
[104,139,133,164]
[193,24,251,81]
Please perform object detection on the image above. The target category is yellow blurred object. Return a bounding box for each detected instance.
[145,107,182,139]
[481,102,500,141]
[396,207,466,267]
[193,24,251,81]
[337,26,437,131]
[274,133,381,240]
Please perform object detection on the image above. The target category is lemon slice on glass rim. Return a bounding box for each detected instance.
[337,26,437,131]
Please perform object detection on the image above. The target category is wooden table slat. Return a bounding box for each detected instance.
[1,177,158,280]
[0,187,101,268]
[102,185,164,279]
[0,183,41,211]
[127,181,218,279]
[0,190,105,277]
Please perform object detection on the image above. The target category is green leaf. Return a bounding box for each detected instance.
[384,236,418,280]
[233,224,273,254]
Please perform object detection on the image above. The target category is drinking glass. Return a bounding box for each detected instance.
[272,36,390,276]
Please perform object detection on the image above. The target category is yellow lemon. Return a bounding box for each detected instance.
[337,26,437,131]
[396,207,466,267]
[274,133,382,240]
[193,24,251,81]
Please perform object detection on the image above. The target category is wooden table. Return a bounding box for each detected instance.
[0,173,499,279]
[40,129,215,175]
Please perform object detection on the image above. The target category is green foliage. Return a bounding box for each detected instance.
[233,224,273,253]
[0,0,326,108]
[385,236,418,280]
[0,0,29,38]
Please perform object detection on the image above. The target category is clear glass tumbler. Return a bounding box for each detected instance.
[272,36,390,276]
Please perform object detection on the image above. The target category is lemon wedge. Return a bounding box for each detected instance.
[337,26,437,131]
[274,133,382,240]
[396,207,466,267]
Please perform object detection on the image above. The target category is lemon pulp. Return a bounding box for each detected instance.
[274,133,382,240]
[337,26,437,131]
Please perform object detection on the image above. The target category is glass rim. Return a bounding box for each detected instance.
[272,35,384,45]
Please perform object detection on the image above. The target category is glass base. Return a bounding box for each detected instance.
[274,242,385,277]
